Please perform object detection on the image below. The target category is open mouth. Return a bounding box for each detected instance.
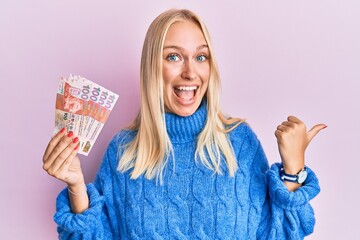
[174,86,198,101]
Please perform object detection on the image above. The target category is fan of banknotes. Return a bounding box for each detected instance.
[54,74,119,156]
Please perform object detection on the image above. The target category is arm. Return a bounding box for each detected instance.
[230,121,323,239]
[55,184,106,239]
[43,128,89,213]
[240,117,324,239]
[275,116,326,191]
[249,140,321,240]
[45,130,126,239]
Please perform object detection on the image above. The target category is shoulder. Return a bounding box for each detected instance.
[94,129,136,183]
[103,129,136,165]
[228,122,260,146]
[109,129,136,148]
[226,121,262,161]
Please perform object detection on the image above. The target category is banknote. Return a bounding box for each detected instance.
[53,75,119,156]
[83,83,118,138]
[64,75,92,139]
[53,77,71,136]
[76,78,119,154]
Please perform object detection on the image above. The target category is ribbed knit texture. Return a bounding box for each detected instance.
[54,102,320,239]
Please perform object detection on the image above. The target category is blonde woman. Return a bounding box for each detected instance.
[43,9,326,239]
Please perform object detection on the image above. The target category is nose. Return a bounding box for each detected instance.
[181,60,196,81]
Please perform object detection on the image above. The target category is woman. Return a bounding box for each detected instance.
[43,9,326,239]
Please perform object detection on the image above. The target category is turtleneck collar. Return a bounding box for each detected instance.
[165,100,207,143]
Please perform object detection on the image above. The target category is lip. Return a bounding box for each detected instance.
[173,84,199,89]
[172,84,200,106]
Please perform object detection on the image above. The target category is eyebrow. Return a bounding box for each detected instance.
[163,44,209,51]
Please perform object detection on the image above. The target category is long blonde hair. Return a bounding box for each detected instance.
[117,9,244,181]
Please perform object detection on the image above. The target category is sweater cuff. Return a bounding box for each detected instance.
[267,163,320,210]
[54,183,104,234]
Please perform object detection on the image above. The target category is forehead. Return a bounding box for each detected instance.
[164,21,207,48]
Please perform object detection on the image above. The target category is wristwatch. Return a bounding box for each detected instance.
[280,165,308,184]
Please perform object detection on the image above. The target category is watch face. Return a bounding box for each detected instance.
[297,170,308,184]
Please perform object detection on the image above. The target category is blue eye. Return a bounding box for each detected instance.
[167,54,180,62]
[196,55,207,62]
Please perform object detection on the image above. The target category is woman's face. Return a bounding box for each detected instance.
[162,20,210,117]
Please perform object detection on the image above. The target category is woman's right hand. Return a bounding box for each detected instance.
[42,128,84,187]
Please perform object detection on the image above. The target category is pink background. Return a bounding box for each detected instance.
[1,1,359,239]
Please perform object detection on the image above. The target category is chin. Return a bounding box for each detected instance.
[176,110,196,117]
[171,103,201,117]
[165,93,204,116]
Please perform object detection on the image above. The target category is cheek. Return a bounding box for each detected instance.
[162,67,174,97]
[199,65,210,84]
[162,65,176,85]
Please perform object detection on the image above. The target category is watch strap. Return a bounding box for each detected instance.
[280,165,307,183]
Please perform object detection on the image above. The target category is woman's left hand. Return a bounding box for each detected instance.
[275,116,326,175]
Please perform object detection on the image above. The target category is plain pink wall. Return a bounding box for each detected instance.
[1,1,359,239]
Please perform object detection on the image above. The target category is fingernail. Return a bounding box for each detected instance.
[60,127,66,134]
[67,131,74,137]
[74,144,79,150]
[322,125,328,129]
[73,137,79,143]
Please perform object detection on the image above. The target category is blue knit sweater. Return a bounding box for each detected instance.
[54,102,320,239]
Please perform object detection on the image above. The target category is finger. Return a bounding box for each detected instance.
[287,116,303,124]
[274,129,283,139]
[43,131,76,171]
[307,124,327,142]
[57,145,80,176]
[277,125,290,132]
[281,121,295,128]
[47,137,80,176]
[43,127,67,162]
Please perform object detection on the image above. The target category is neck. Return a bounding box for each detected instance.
[165,101,207,143]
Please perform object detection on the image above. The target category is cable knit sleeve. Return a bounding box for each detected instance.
[257,161,320,239]
[54,183,106,239]
[230,123,320,239]
[244,129,320,239]
[54,131,128,239]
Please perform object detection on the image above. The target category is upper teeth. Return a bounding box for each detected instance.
[177,86,198,91]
